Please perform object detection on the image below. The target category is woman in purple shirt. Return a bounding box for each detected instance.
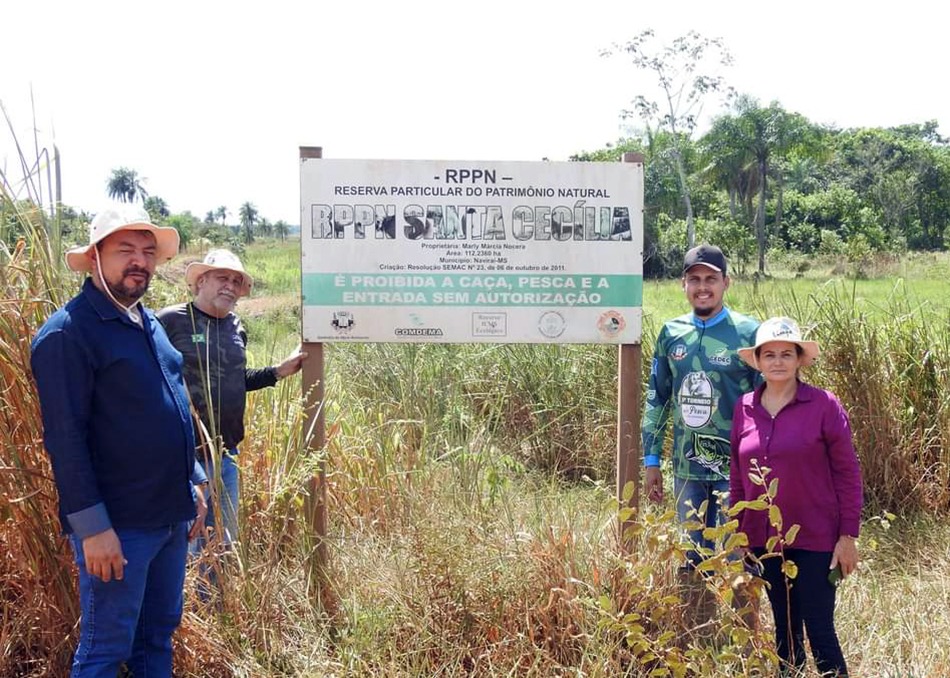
[730,317,862,678]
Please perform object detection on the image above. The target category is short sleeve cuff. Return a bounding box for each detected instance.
[644,454,661,468]
[67,503,112,540]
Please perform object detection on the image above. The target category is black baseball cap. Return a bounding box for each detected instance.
[683,244,727,275]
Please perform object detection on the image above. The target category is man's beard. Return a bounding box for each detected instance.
[107,266,151,303]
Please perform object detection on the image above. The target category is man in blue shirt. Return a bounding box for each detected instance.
[31,204,208,677]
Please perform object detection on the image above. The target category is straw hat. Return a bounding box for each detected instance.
[66,204,180,272]
[737,317,820,368]
[184,249,253,297]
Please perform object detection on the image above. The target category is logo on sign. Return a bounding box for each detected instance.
[597,310,626,338]
[472,312,507,337]
[394,327,445,337]
[331,311,355,333]
[538,311,566,338]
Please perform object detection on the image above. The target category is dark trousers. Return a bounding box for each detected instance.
[755,548,848,677]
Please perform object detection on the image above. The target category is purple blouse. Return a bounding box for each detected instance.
[730,381,863,552]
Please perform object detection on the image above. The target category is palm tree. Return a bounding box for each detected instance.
[106,167,148,203]
[701,114,757,223]
[204,210,216,225]
[215,205,228,226]
[273,220,290,241]
[703,96,817,273]
[143,196,170,222]
[256,217,273,238]
[733,98,813,273]
[238,202,258,244]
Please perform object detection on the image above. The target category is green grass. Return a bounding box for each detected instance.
[243,240,301,296]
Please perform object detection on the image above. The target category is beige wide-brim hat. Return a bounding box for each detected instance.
[184,249,253,297]
[65,205,180,273]
[738,316,820,369]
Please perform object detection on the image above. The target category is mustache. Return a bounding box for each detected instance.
[123,266,151,280]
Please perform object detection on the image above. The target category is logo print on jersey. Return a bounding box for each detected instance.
[687,432,730,478]
[671,344,688,361]
[678,371,716,428]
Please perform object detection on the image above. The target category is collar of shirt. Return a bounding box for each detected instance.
[82,278,146,328]
[751,379,815,412]
[691,305,730,329]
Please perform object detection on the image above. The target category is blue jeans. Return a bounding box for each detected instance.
[191,448,240,553]
[70,522,188,677]
[673,476,730,568]
[756,548,848,677]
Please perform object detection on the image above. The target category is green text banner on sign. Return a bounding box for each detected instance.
[300,158,644,343]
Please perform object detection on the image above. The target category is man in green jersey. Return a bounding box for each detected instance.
[642,244,759,625]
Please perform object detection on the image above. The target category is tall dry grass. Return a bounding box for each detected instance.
[779,281,950,512]
[0,196,78,675]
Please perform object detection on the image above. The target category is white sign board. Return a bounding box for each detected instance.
[300,159,643,343]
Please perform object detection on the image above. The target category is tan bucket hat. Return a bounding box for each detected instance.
[738,316,820,368]
[184,249,253,296]
[66,204,180,272]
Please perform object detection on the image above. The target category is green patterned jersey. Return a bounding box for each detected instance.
[642,307,759,481]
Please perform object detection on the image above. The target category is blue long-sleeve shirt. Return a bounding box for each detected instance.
[31,278,205,538]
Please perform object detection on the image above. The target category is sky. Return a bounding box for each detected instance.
[2,0,948,225]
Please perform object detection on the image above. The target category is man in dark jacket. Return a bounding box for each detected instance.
[158,249,305,549]
[31,204,208,677]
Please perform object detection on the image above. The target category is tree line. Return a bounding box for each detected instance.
[575,109,950,278]
[589,30,950,278]
[104,167,291,252]
[25,109,950,280]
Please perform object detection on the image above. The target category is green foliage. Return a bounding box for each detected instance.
[165,211,198,251]
[781,186,864,237]
[818,229,845,255]
[786,221,820,253]
[844,234,874,278]
[570,137,645,162]
[652,213,755,278]
[606,29,735,247]
[831,125,950,251]
[144,195,170,222]
[579,88,950,276]
[272,220,290,240]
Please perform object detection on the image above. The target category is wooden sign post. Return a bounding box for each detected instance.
[617,152,644,553]
[299,146,329,596]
